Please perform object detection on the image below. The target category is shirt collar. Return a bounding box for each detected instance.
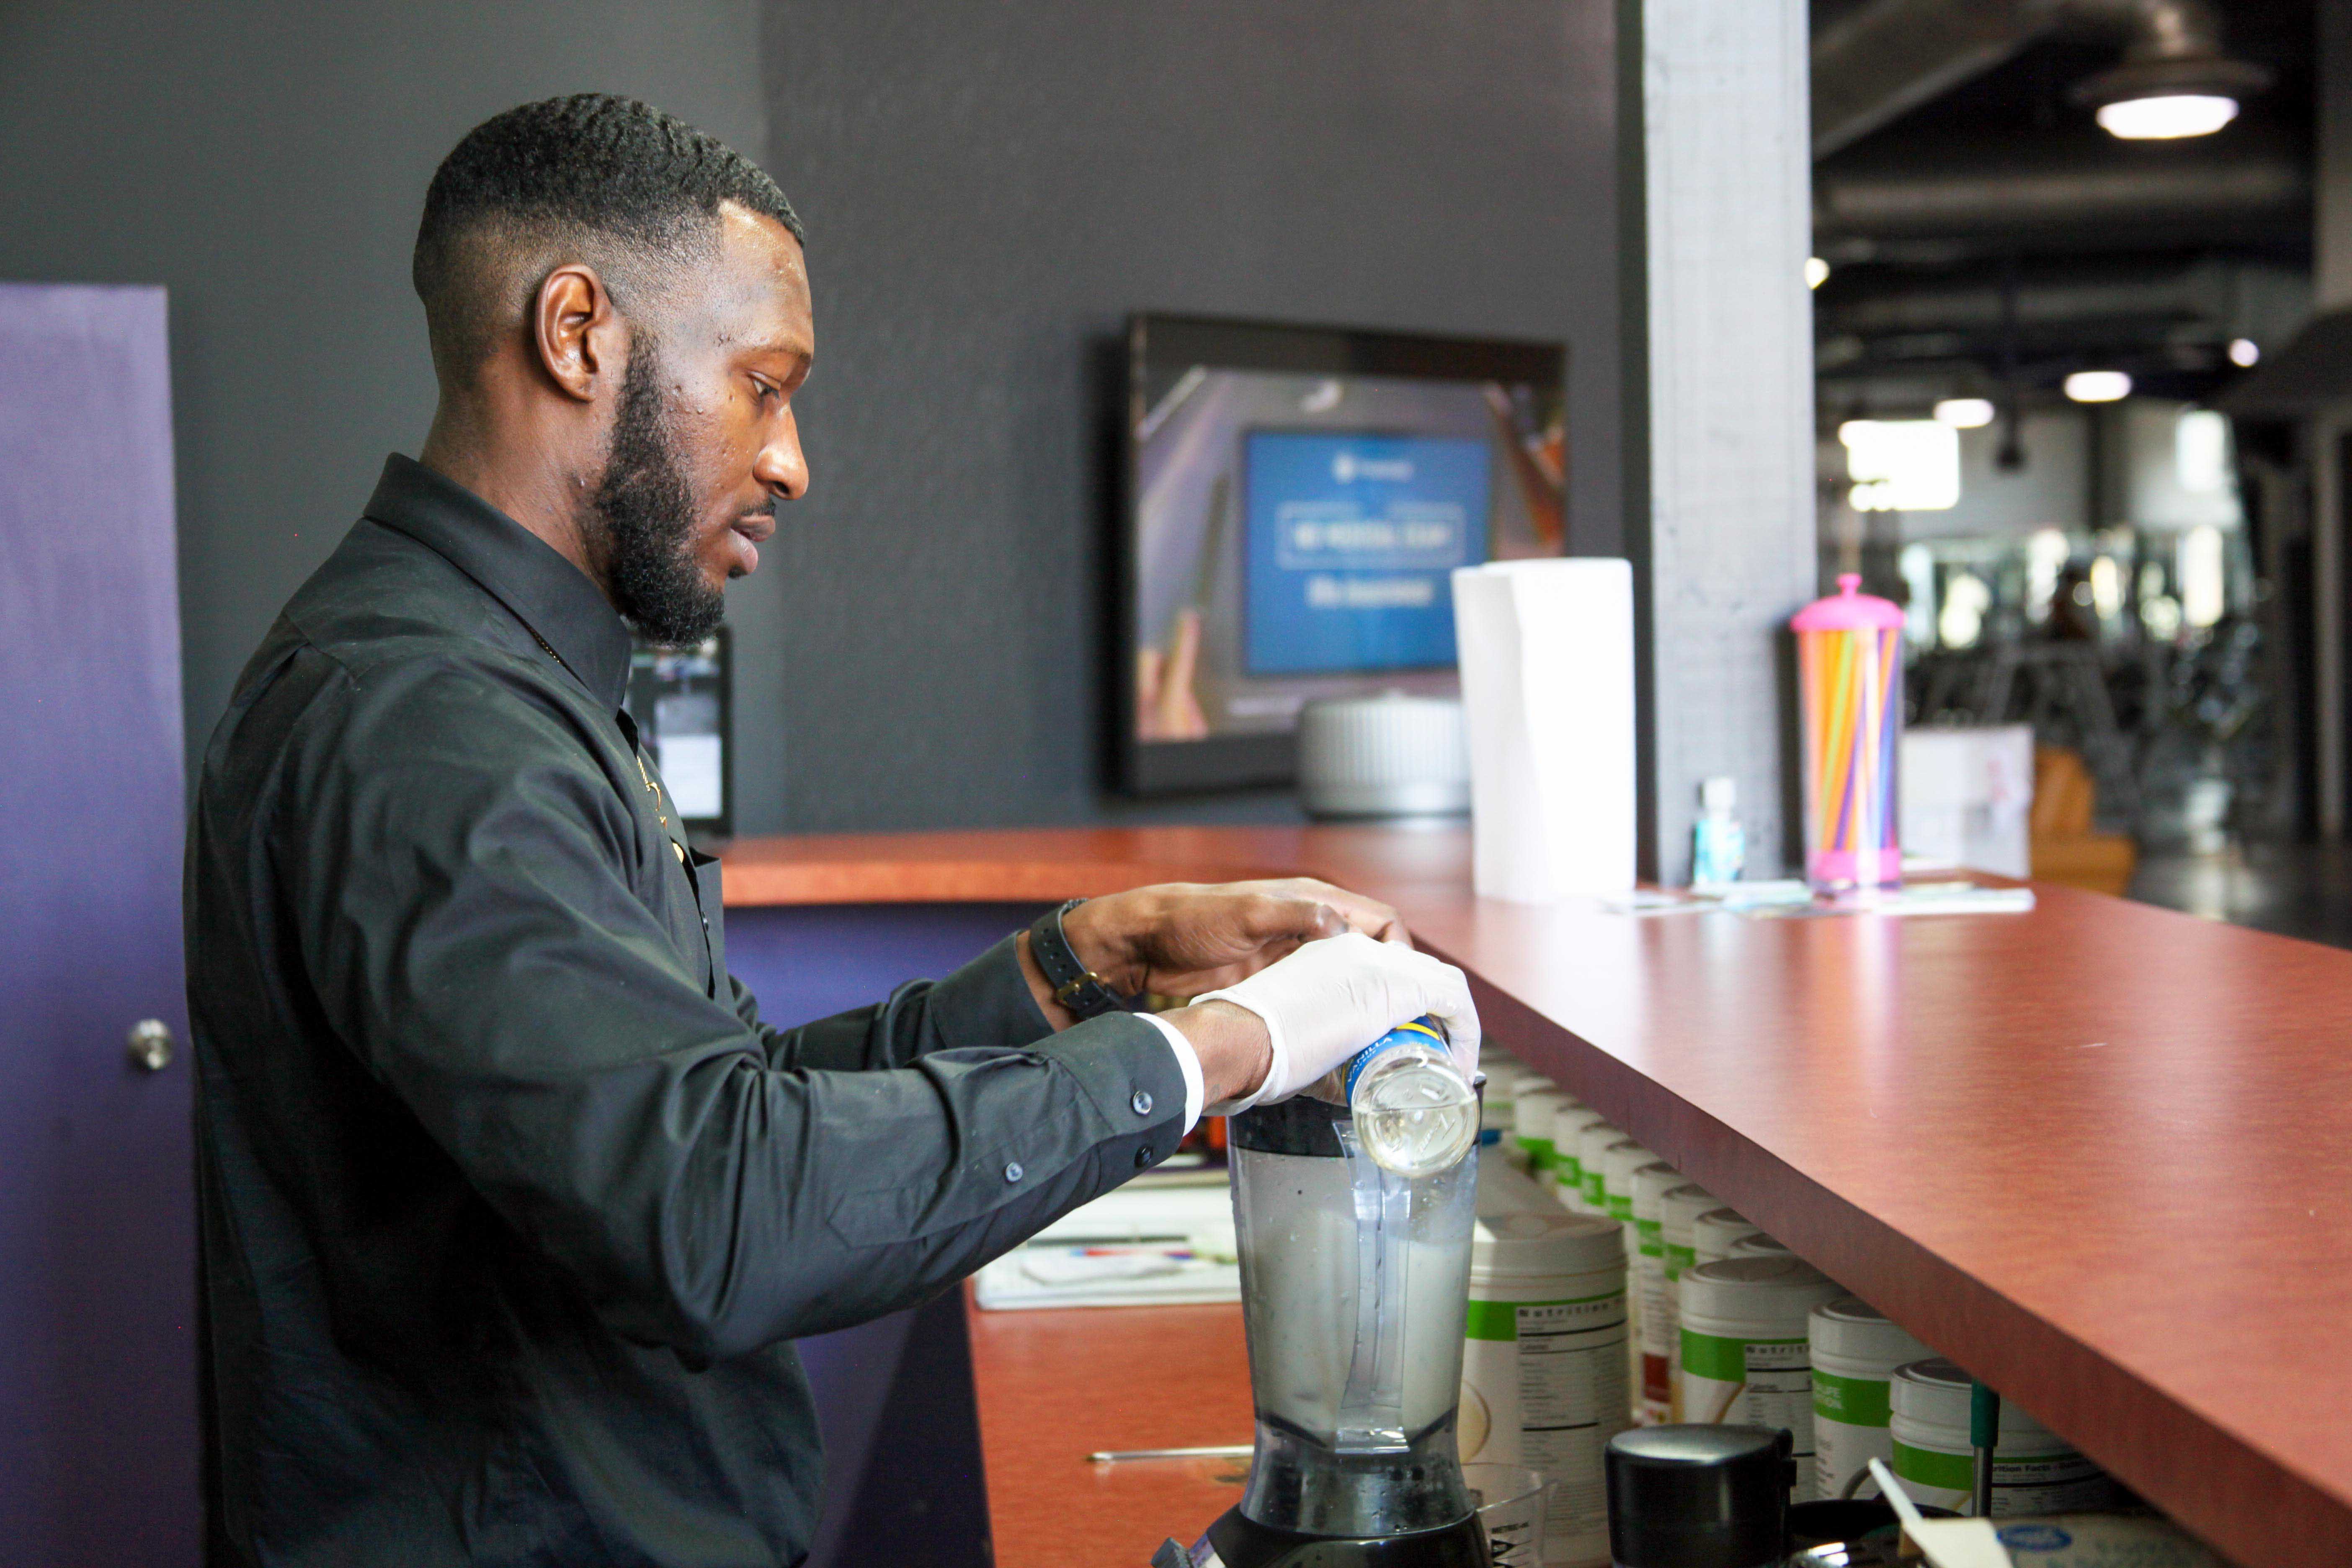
[361,453,634,711]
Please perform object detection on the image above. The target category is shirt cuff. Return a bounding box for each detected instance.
[1135,1011,1204,1134]
[929,932,1059,1050]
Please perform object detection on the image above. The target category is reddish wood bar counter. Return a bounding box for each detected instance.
[723,826,2346,1568]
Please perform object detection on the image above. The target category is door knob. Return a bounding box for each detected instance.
[126,1019,174,1072]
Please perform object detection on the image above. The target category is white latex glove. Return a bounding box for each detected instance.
[1195,931,1481,1115]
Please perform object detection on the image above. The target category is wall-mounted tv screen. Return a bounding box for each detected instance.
[1121,314,1566,794]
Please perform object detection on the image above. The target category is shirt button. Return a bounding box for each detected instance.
[1003,1161,1024,1184]
[1134,1146,1155,1169]
[1130,1089,1154,1117]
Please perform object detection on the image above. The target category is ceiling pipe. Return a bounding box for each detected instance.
[1814,148,2308,241]
[1817,259,2306,337]
[1812,0,2063,161]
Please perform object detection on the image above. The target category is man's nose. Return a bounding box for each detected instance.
[756,406,809,502]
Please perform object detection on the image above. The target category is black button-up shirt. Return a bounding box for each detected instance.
[186,455,1186,1567]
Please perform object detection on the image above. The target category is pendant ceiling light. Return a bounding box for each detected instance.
[2069,0,2270,141]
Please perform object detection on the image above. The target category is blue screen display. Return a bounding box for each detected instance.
[1242,431,1491,676]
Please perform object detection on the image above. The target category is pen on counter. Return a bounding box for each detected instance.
[1087,1443,1252,1464]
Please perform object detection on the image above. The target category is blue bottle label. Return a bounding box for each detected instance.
[1341,1017,1446,1101]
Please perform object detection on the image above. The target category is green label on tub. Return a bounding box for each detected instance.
[1665,1242,1695,1278]
[1681,1330,1808,1384]
[1466,1299,1521,1341]
[1635,1217,1663,1259]
[1557,1155,1583,1186]
[1583,1171,1606,1204]
[1519,1135,1555,1171]
[1679,1328,1746,1382]
[1813,1369,1890,1427]
[1607,1195,1632,1222]
[1893,1440,1975,1493]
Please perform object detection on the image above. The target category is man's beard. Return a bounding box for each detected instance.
[584,340,725,648]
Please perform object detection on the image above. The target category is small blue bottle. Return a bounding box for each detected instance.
[1692,776,1746,888]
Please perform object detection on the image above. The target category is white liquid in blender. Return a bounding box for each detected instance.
[1234,1151,1472,1444]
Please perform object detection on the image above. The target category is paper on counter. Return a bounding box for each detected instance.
[972,1178,1241,1310]
[1740,883,2036,919]
[1598,880,1813,916]
[1451,559,1636,903]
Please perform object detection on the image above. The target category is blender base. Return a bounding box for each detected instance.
[1153,1506,1488,1567]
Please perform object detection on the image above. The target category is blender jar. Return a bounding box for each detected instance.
[1227,1095,1479,1538]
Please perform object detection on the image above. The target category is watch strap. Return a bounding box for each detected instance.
[1027,898,1134,1020]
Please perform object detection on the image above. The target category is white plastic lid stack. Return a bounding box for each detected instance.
[1600,1140,1657,1213]
[1471,1208,1626,1279]
[1576,1119,1625,1205]
[1514,1087,1568,1151]
[1892,1359,2068,1446]
[1631,1163,1685,1222]
[1551,1104,1610,1208]
[1659,1183,1718,1265]
[1810,1297,1927,1368]
[1692,1207,1766,1264]
[1598,1140,1660,1405]
[1681,1254,1844,1324]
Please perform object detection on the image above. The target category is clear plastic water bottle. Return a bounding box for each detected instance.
[1345,1016,1479,1178]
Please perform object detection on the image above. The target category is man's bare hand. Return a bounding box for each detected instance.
[1016,878,1411,1036]
[1070,878,1410,1000]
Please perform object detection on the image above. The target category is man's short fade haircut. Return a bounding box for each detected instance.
[413,93,803,378]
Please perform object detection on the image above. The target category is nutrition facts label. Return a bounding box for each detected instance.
[1513,1294,1629,1540]
[1680,1336,1817,1499]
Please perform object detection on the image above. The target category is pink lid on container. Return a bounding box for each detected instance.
[1791,573,1904,632]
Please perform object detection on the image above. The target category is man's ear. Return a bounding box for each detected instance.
[532,263,620,402]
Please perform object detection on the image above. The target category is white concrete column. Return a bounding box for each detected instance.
[1621,0,1820,881]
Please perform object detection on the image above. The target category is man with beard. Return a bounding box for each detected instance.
[183,95,1477,1568]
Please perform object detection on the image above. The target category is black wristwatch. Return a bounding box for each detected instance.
[1026,897,1136,1020]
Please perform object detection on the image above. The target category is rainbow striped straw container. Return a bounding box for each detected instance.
[1792,574,1905,892]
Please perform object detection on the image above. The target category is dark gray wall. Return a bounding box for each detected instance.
[0,0,771,789]
[0,0,1618,837]
[760,0,1620,831]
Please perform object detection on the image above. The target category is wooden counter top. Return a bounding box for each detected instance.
[963,1291,1253,1565]
[723,826,2347,1567]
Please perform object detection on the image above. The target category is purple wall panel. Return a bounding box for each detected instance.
[723,903,1035,1568]
[0,283,194,1563]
